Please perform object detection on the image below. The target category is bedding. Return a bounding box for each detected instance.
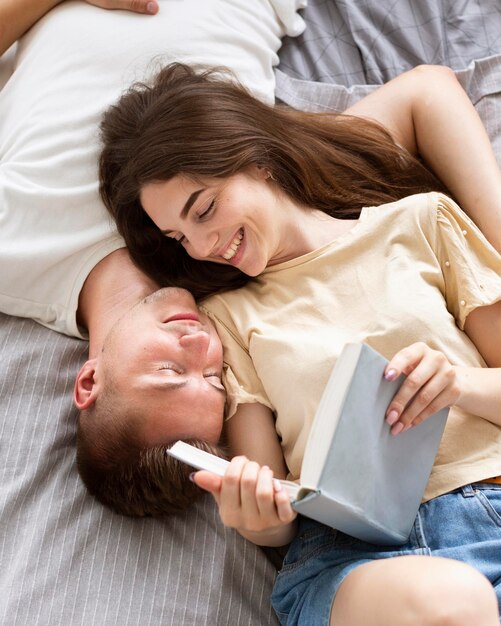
[2,1,501,625]
[278,0,501,84]
[276,0,501,163]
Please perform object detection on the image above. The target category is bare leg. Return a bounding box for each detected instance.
[330,555,499,626]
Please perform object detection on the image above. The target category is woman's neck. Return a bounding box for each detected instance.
[273,208,358,264]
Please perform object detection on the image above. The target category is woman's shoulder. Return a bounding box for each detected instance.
[367,190,443,214]
[389,191,492,245]
[364,191,456,231]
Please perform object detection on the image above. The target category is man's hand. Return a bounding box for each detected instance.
[0,0,159,58]
[85,0,159,14]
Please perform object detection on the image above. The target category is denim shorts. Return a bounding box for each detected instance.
[271,483,501,626]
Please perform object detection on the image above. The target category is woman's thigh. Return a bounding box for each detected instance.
[271,486,501,626]
[330,554,499,626]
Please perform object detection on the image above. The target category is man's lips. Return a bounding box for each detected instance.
[165,313,200,323]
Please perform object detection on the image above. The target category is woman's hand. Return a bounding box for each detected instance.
[193,456,297,546]
[84,0,159,14]
[384,342,460,435]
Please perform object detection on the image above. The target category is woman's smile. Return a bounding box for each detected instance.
[221,228,244,261]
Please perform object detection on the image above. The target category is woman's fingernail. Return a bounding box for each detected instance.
[146,2,156,14]
[386,410,399,425]
[385,368,397,381]
[392,422,404,435]
[189,472,196,482]
[273,479,282,492]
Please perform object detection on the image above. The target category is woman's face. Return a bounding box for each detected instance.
[140,169,299,276]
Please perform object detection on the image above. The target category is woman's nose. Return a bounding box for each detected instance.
[189,232,218,260]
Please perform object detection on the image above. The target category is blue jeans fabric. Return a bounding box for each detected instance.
[271,484,501,626]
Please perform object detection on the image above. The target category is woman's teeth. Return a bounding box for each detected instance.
[223,229,243,260]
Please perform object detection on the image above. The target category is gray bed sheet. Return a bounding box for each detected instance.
[2,2,501,625]
[276,0,501,165]
[278,0,501,84]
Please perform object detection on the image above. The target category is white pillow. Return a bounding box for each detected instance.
[0,0,306,337]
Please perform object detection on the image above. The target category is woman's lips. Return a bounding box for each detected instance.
[221,228,244,261]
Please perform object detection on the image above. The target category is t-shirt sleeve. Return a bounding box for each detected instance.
[433,193,501,329]
[200,306,273,419]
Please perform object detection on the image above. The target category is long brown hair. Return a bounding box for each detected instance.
[99,62,447,299]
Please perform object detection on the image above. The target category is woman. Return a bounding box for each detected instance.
[99,63,501,625]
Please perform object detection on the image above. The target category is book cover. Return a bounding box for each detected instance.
[293,342,449,544]
[167,343,449,545]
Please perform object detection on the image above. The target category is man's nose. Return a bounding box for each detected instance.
[178,329,210,358]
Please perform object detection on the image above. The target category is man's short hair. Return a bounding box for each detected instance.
[76,383,225,517]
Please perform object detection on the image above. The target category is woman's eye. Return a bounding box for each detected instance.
[197,199,215,221]
[164,232,186,244]
[168,233,187,245]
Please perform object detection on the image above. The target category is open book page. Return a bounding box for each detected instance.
[299,342,366,490]
[167,441,301,499]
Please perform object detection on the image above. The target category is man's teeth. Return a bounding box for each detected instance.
[223,229,243,260]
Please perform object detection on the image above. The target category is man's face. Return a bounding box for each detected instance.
[98,287,225,446]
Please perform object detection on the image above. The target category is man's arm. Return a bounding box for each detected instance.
[0,0,62,55]
[346,65,501,253]
[0,0,159,56]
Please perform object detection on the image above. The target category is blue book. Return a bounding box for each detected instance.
[168,343,448,545]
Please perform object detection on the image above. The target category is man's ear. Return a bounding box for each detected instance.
[74,359,99,410]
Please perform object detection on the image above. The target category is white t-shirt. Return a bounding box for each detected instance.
[0,0,306,337]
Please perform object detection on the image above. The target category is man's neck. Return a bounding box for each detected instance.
[78,249,159,358]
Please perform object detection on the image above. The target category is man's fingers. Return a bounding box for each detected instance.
[85,0,159,15]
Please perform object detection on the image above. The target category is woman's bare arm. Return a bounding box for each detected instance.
[225,402,289,478]
[346,65,501,252]
[195,402,297,547]
[454,299,501,423]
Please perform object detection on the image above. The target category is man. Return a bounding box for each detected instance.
[73,254,227,516]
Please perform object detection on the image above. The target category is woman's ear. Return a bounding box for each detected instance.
[255,165,272,180]
[73,359,99,410]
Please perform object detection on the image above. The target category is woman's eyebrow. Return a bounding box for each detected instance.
[160,188,205,235]
[180,188,205,218]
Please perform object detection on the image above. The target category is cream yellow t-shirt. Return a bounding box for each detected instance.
[201,192,501,501]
